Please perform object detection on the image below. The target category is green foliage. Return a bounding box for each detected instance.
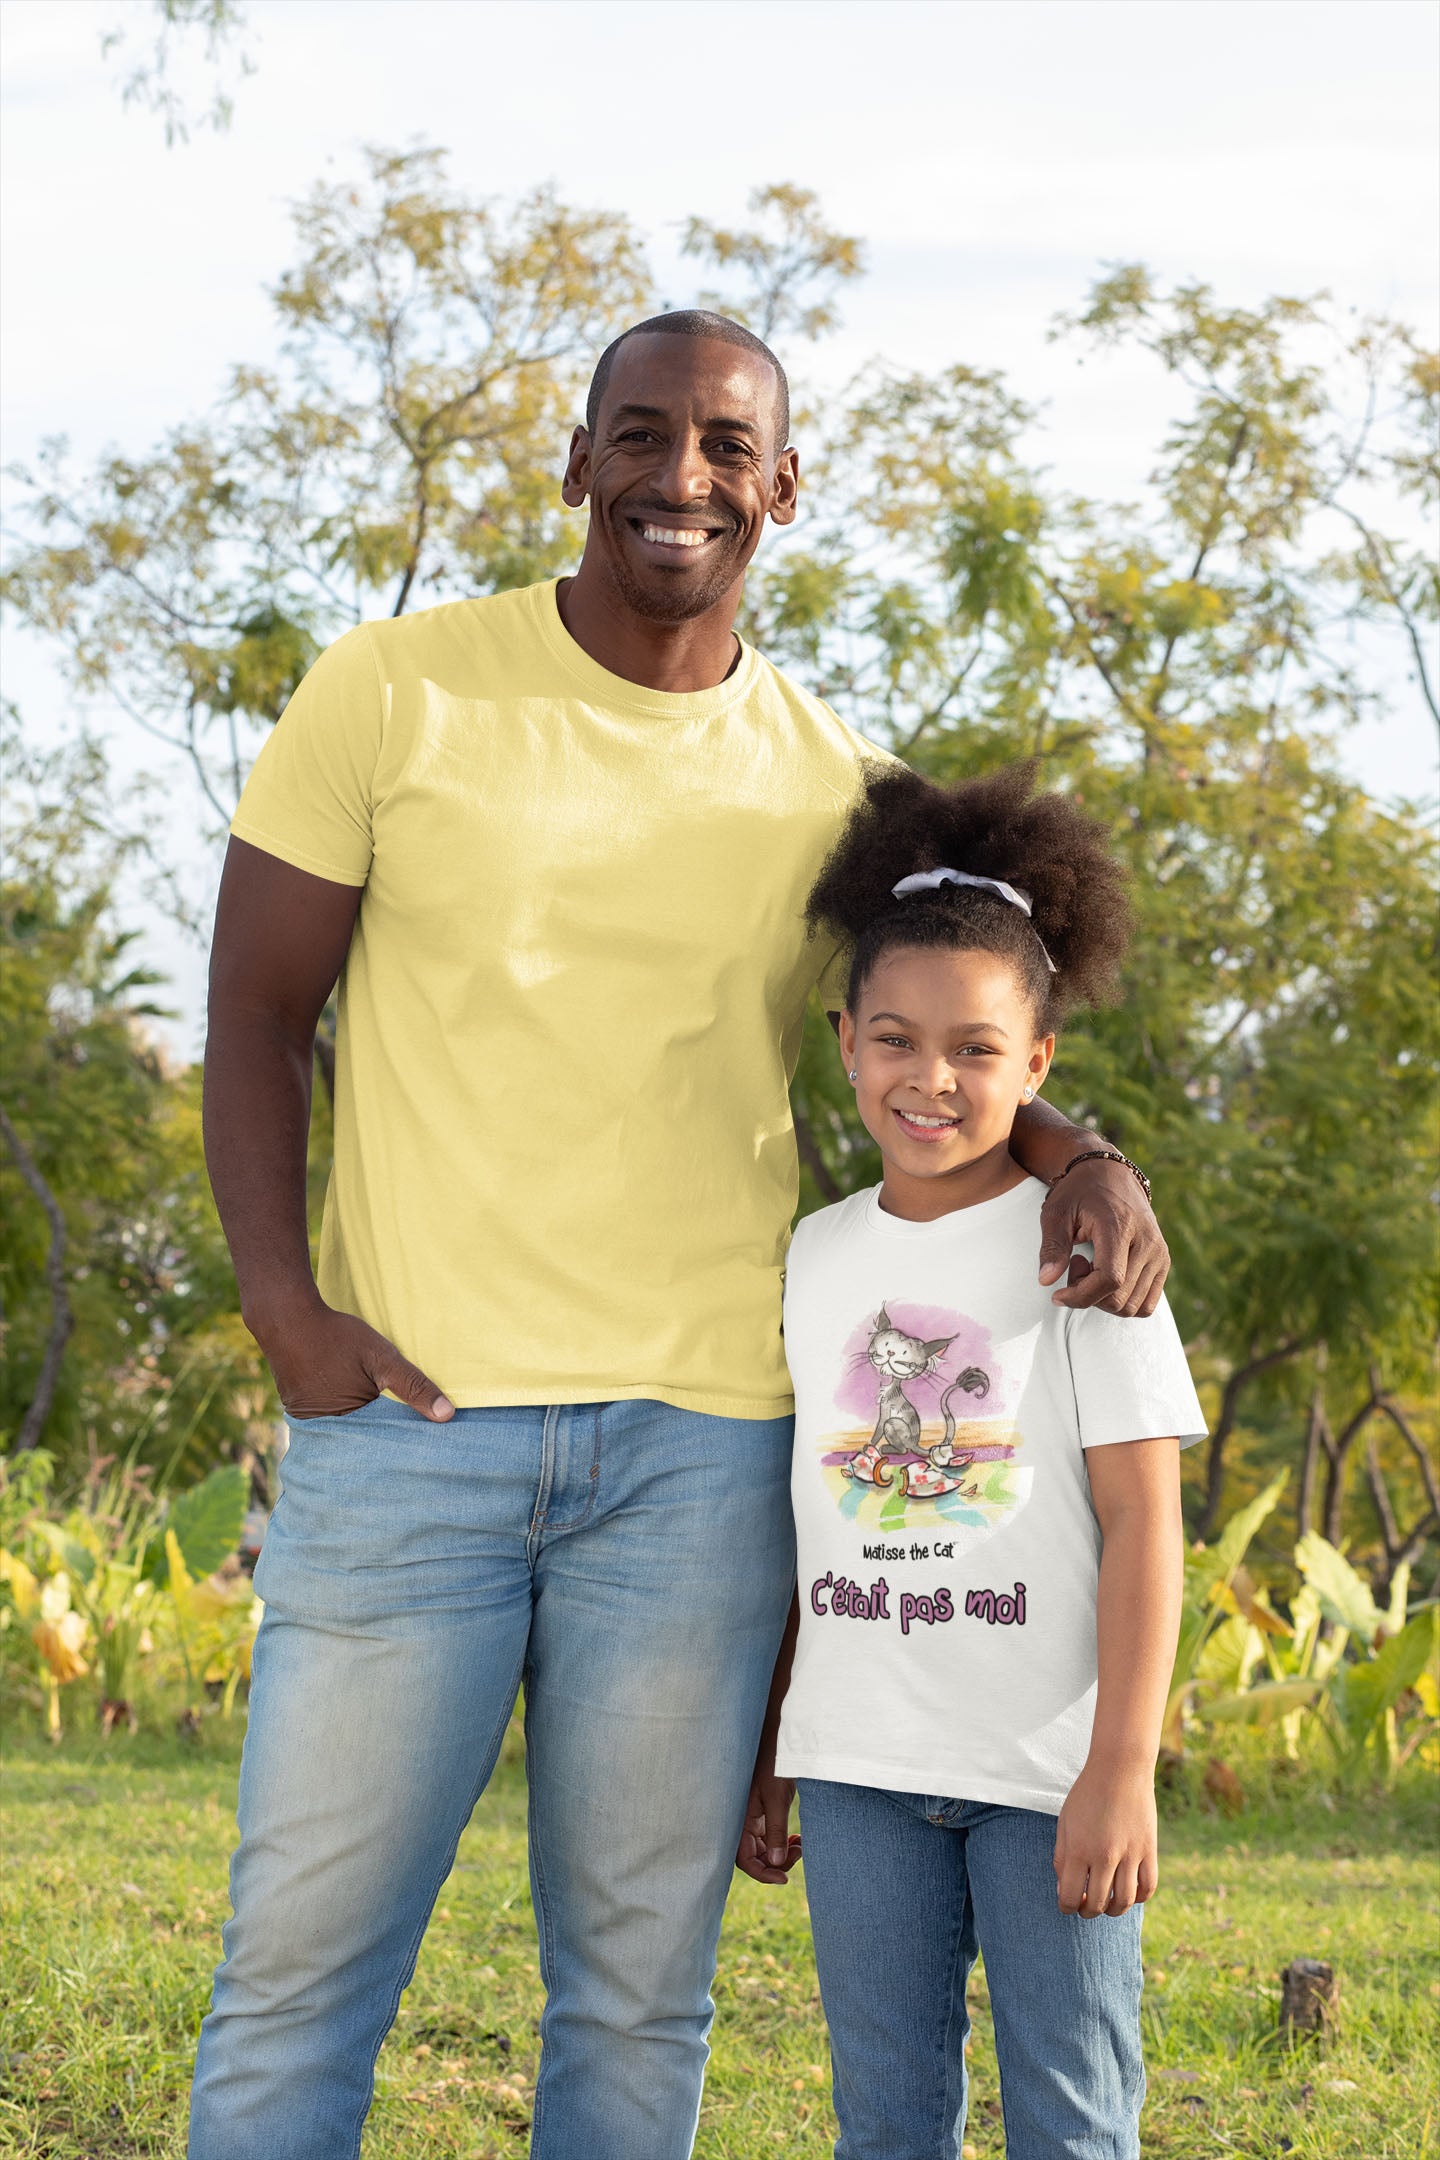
[2,175,1435,1583]
[144,1464,248,1585]
[0,1450,255,1737]
[3,149,651,828]
[681,183,865,347]
[1186,1520,1440,1788]
[0,733,271,1480]
[746,267,1439,1576]
[101,0,253,147]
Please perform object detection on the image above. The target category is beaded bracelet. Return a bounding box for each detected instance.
[1050,1148,1153,1205]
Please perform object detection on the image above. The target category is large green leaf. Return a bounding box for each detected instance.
[30,1520,97,1586]
[1208,1474,1288,1588]
[144,1465,248,1585]
[1340,1608,1440,1737]
[1200,1678,1323,1725]
[1296,1533,1382,1641]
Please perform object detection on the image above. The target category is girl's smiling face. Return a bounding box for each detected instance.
[839,946,1054,1221]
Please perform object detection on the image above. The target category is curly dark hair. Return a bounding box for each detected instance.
[806,761,1132,1033]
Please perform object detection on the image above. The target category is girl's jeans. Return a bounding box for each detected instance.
[797,1780,1145,2160]
[188,1397,795,2160]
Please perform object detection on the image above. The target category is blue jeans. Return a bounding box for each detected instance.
[797,1781,1145,2160]
[189,1398,794,2160]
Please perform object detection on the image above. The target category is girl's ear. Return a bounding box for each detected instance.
[1023,1035,1056,1104]
[838,1007,857,1075]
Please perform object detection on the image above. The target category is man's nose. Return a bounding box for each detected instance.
[653,428,712,503]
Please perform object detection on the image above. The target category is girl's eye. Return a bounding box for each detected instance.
[879,1035,912,1050]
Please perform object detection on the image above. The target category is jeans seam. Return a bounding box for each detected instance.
[335,1638,530,2160]
[526,1670,559,2152]
[937,1824,971,2158]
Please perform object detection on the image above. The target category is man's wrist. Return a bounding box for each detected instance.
[240,1278,327,1346]
[1051,1149,1152,1205]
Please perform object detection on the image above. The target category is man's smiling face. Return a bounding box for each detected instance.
[562,333,799,625]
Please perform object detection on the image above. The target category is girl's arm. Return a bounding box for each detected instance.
[1054,1437,1183,1917]
[735,1590,803,1886]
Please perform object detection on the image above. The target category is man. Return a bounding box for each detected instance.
[189,311,1167,2160]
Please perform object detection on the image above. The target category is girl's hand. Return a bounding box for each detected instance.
[1053,1761,1158,1917]
[735,1765,802,1886]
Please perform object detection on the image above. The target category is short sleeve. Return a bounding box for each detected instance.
[1065,1294,1207,1451]
[229,625,382,886]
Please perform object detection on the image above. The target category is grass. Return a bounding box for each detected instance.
[1,1713,1437,2158]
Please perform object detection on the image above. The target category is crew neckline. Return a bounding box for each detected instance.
[861,1175,1044,1238]
[532,577,762,719]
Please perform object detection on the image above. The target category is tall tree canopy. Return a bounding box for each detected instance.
[3,164,1435,1577]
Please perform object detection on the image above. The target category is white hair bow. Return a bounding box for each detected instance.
[891,867,1058,973]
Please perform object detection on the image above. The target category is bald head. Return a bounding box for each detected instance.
[586,310,790,449]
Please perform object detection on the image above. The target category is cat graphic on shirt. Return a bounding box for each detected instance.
[845,1306,990,1500]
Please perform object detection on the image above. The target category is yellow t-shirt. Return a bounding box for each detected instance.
[230,577,877,1418]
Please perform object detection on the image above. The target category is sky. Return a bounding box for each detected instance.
[2,0,1437,1053]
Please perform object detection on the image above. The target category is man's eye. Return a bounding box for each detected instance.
[713,439,754,458]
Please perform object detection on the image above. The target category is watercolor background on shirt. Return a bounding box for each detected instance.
[815,1300,1034,1537]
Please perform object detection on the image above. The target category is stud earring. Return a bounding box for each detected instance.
[848,1069,858,1083]
[1023,1085,1035,1100]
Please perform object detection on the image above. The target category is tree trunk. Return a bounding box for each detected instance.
[1297,1346,1328,1540]
[0,1096,73,1452]
[1279,1957,1339,2042]
[1323,1369,1386,1547]
[1364,1389,1440,1600]
[1195,1337,1306,1541]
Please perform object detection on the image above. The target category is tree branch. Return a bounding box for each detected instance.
[1377,1393,1440,1520]
[1195,1335,1308,1540]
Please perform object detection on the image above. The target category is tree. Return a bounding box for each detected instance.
[1,160,866,843]
[742,271,1438,1572]
[0,731,267,1477]
[4,148,651,828]
[4,185,1435,1572]
[681,183,864,346]
[101,0,253,147]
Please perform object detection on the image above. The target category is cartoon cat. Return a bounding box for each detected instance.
[845,1306,990,1498]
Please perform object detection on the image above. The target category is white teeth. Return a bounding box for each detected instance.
[641,523,709,548]
[899,1111,959,1128]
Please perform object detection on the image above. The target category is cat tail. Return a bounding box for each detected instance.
[937,1366,991,1447]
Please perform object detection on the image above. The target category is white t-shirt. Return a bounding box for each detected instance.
[775,1177,1206,1815]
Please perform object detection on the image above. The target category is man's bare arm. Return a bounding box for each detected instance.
[204,836,453,1420]
[1011,1096,1169,1319]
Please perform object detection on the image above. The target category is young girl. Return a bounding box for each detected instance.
[747,762,1205,2160]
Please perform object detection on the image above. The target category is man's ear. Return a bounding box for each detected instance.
[769,446,800,529]
[561,426,591,510]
